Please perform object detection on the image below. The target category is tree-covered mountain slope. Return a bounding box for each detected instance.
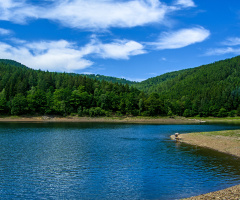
[134,68,191,93]
[0,60,141,116]
[135,56,240,95]
[135,56,240,99]
[134,56,240,117]
[0,59,28,69]
[79,74,135,85]
[0,59,135,85]
[1,56,240,118]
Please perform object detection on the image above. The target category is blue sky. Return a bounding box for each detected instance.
[0,0,239,81]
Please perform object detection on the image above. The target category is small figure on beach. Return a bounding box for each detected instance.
[175,133,180,141]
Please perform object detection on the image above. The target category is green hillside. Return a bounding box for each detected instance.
[1,56,240,118]
[0,59,28,69]
[134,68,190,93]
[135,56,240,117]
[79,74,135,85]
[0,60,141,116]
[0,59,135,85]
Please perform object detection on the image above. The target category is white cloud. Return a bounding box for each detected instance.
[0,28,12,35]
[0,0,170,29]
[91,40,146,59]
[222,37,240,46]
[174,0,195,7]
[0,38,145,72]
[0,0,38,23]
[205,37,240,56]
[148,27,210,50]
[0,40,93,72]
[205,47,240,56]
[42,0,168,29]
[0,0,198,30]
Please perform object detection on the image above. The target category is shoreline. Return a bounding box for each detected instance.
[0,116,207,124]
[171,130,240,199]
[1,115,240,124]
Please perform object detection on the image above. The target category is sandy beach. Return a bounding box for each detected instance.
[171,130,240,199]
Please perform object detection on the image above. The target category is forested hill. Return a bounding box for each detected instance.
[79,74,135,85]
[0,59,135,85]
[0,60,141,116]
[1,56,240,118]
[135,56,240,95]
[134,68,191,92]
[0,59,28,69]
[134,55,240,117]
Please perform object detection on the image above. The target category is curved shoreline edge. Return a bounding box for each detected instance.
[170,130,240,199]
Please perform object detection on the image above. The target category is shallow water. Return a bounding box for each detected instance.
[0,122,240,199]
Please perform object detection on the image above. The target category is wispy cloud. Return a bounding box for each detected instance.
[0,40,93,72]
[0,0,199,30]
[148,27,210,50]
[205,37,240,56]
[43,0,168,29]
[0,0,38,23]
[173,0,196,8]
[205,47,240,56]
[0,0,170,29]
[0,27,12,35]
[222,37,240,46]
[86,38,146,59]
[0,37,145,72]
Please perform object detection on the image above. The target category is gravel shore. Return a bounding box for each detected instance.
[183,184,240,200]
[171,130,240,199]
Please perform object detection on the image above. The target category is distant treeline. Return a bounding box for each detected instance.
[1,56,240,117]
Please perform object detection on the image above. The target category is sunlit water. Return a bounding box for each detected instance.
[0,122,240,199]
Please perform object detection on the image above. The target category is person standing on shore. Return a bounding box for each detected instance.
[175,133,180,141]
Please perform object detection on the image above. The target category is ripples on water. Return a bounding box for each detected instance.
[0,123,240,199]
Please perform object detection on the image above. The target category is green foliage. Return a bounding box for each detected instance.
[183,109,193,117]
[218,108,228,117]
[134,56,240,117]
[89,107,106,117]
[80,74,135,85]
[0,59,141,117]
[0,89,8,114]
[2,56,240,118]
[11,93,28,115]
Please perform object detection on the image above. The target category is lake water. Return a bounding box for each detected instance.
[0,122,240,199]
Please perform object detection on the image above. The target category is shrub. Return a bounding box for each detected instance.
[89,107,106,117]
[218,108,228,117]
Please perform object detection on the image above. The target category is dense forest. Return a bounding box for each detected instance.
[1,56,240,117]
[134,56,240,117]
[0,59,143,117]
[80,74,135,85]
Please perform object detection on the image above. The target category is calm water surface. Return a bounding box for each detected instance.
[0,122,240,199]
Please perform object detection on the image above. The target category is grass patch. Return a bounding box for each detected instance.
[199,129,240,138]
